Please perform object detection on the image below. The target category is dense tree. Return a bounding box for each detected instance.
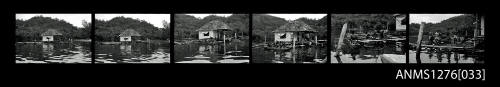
[252,14,327,43]
[330,14,396,37]
[95,16,169,41]
[328,14,398,49]
[227,14,250,37]
[296,16,328,39]
[174,14,250,40]
[16,16,90,42]
[174,14,200,39]
[252,14,288,42]
[409,14,476,43]
[160,20,170,40]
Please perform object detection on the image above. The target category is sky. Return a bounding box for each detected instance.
[185,14,233,19]
[16,14,91,28]
[95,14,170,28]
[267,14,327,20]
[410,14,463,24]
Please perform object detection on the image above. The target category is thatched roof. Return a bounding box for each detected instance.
[119,29,142,37]
[41,29,63,36]
[393,14,406,18]
[273,21,316,33]
[196,20,231,31]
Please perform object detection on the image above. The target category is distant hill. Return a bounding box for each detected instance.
[330,14,396,37]
[16,16,90,42]
[252,14,327,42]
[95,16,169,41]
[297,16,328,38]
[252,14,288,42]
[174,14,249,39]
[409,14,476,43]
[329,14,398,48]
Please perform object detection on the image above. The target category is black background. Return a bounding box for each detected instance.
[2,0,494,86]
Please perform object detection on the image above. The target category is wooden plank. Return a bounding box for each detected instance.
[415,22,424,63]
[421,45,469,49]
[409,43,472,49]
[334,23,349,63]
[380,54,405,63]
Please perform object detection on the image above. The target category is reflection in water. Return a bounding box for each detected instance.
[409,49,480,63]
[253,46,327,63]
[120,44,132,55]
[330,39,405,63]
[16,42,92,63]
[174,41,249,63]
[95,42,170,63]
[43,43,54,56]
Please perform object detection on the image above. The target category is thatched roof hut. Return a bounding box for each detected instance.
[273,21,319,43]
[273,21,317,33]
[393,14,405,18]
[394,14,407,31]
[119,29,142,37]
[196,20,231,31]
[41,29,63,36]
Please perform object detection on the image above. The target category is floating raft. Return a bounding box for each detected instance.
[379,54,405,63]
[385,39,405,41]
[17,42,43,44]
[225,51,243,54]
[222,55,249,59]
[410,43,473,49]
[359,40,385,43]
[421,45,472,49]
[216,59,249,63]
[184,55,210,59]
[264,47,292,50]
[100,42,121,45]
[177,60,212,63]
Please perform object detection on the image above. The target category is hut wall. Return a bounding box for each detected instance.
[120,36,132,42]
[396,16,406,31]
[42,36,54,42]
[481,16,484,36]
[198,31,215,39]
[274,32,296,42]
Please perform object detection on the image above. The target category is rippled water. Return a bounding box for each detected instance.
[253,46,327,63]
[174,41,249,63]
[95,42,170,63]
[15,42,92,63]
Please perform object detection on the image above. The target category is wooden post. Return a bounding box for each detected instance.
[386,22,389,30]
[481,15,484,36]
[474,14,480,47]
[415,22,425,64]
[223,31,226,55]
[315,35,318,45]
[264,33,267,43]
[292,32,296,63]
[335,23,349,63]
[293,33,296,49]
[147,38,150,49]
